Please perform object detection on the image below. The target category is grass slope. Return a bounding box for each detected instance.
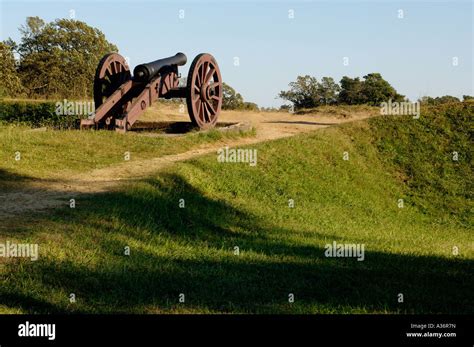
[369,102,472,225]
[0,125,253,182]
[0,105,472,314]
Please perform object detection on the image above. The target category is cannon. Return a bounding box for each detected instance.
[80,52,223,131]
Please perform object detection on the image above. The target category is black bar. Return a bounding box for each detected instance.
[0,314,471,346]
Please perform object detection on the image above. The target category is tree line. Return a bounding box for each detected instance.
[419,95,473,105]
[278,74,473,110]
[1,17,117,99]
[278,74,406,109]
[222,83,258,111]
[1,17,470,111]
[1,16,259,110]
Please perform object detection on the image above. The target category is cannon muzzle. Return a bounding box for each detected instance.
[134,53,187,82]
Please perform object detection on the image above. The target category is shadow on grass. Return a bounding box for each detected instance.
[0,171,472,314]
[0,168,67,190]
[0,168,33,188]
[132,121,238,134]
[264,120,337,126]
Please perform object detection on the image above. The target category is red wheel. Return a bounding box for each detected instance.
[93,53,131,109]
[186,53,222,129]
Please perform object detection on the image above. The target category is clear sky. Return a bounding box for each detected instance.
[1,0,472,107]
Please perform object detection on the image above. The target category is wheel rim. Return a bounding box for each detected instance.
[93,53,131,109]
[186,54,222,129]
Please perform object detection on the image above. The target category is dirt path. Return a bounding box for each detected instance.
[77,109,373,183]
[0,109,376,219]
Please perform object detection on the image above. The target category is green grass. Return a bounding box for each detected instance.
[0,124,255,182]
[0,105,472,314]
[369,102,472,225]
[295,104,379,118]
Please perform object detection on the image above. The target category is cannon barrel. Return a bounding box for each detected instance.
[133,53,187,82]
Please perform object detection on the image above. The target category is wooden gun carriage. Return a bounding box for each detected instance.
[80,52,223,131]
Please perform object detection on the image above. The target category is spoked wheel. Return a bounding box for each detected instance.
[93,53,131,110]
[186,53,222,129]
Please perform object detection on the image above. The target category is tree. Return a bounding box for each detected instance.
[338,76,365,105]
[242,102,259,111]
[360,73,404,105]
[17,16,47,57]
[419,96,436,105]
[278,75,321,109]
[0,42,23,97]
[221,82,258,110]
[222,82,244,110]
[436,95,460,104]
[339,74,403,105]
[13,16,117,98]
[463,95,474,102]
[318,77,340,105]
[420,95,461,105]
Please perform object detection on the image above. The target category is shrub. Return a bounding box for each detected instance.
[0,100,78,128]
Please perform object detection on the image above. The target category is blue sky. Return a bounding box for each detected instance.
[1,0,472,107]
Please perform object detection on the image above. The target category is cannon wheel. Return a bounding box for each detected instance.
[93,53,131,110]
[186,53,222,129]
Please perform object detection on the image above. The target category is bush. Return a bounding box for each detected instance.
[0,100,78,128]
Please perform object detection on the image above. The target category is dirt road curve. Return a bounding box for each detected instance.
[0,109,375,219]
